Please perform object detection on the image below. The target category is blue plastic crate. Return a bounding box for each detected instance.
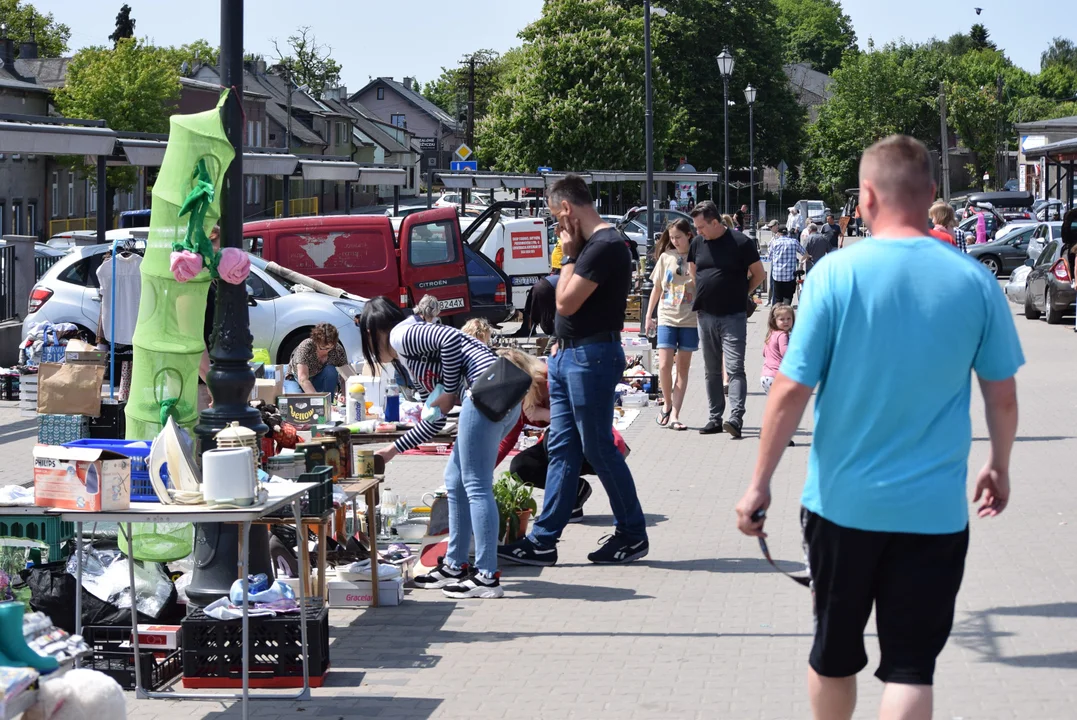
[62,438,168,502]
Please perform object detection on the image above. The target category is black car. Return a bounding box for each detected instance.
[966,224,1035,277]
[1023,238,1076,325]
[457,243,514,327]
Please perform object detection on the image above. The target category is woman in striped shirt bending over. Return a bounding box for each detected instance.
[360,297,521,599]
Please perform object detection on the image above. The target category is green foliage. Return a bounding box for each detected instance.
[54,38,181,192]
[273,26,341,100]
[1012,96,1077,124]
[167,39,220,74]
[0,0,69,58]
[1036,63,1077,101]
[494,471,537,543]
[1040,37,1077,71]
[109,3,135,47]
[773,0,857,75]
[421,48,505,128]
[969,23,995,52]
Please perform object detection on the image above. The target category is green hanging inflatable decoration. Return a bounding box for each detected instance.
[125,93,235,440]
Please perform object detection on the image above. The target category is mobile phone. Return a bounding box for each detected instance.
[750,509,766,523]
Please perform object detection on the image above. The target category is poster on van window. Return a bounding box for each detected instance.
[511,231,544,259]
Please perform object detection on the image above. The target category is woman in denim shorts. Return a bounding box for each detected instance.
[645,219,698,431]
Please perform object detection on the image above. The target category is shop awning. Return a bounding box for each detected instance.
[299,158,360,181]
[119,138,166,167]
[245,152,299,176]
[438,173,474,189]
[358,167,406,186]
[0,120,116,156]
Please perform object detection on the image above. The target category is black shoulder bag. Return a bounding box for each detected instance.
[469,357,532,422]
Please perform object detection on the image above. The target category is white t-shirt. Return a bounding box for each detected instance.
[669,199,679,212]
[96,253,142,345]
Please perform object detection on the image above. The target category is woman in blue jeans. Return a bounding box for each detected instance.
[283,323,349,394]
[360,297,519,599]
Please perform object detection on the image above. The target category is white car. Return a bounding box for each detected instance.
[1004,265,1032,305]
[1025,221,1064,261]
[23,245,365,365]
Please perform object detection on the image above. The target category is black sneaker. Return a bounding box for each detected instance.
[723,418,743,439]
[498,536,558,566]
[442,570,504,599]
[568,479,593,524]
[587,533,649,564]
[413,557,468,589]
[699,420,723,435]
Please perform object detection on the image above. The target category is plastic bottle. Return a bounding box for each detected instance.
[384,370,400,422]
[421,384,446,424]
[345,377,366,423]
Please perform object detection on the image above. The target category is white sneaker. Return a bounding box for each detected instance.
[413,557,467,590]
[441,571,504,599]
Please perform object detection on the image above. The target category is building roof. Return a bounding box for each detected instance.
[265,101,325,146]
[326,97,415,155]
[350,77,456,129]
[13,58,68,89]
[1023,135,1077,159]
[180,75,272,100]
[0,69,50,93]
[783,63,833,105]
[1015,115,1077,134]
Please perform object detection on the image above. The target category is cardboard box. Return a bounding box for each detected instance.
[276,393,331,430]
[33,445,131,511]
[327,577,405,607]
[132,624,181,650]
[37,414,90,445]
[252,377,283,405]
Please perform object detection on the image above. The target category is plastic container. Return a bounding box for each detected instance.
[84,625,182,691]
[0,514,75,562]
[345,377,366,424]
[63,438,167,502]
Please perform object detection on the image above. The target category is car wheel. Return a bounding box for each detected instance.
[1024,287,1041,319]
[979,255,1000,277]
[276,328,312,366]
[1046,288,1065,325]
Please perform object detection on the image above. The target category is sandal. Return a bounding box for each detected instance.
[671,422,688,431]
[655,409,672,427]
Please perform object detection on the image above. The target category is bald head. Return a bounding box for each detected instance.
[859,135,935,235]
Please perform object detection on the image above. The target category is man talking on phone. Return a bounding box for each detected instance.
[499,174,648,566]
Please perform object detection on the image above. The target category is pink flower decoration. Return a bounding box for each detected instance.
[170,250,203,283]
[218,247,251,285]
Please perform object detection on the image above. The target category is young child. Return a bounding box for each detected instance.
[761,303,796,446]
[461,317,493,346]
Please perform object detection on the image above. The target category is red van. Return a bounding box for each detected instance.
[243,207,474,320]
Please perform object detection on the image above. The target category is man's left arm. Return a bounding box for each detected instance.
[747,261,765,294]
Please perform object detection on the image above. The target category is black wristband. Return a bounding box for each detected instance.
[561,257,577,266]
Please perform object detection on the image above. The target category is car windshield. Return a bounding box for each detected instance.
[248,255,295,292]
[806,201,825,216]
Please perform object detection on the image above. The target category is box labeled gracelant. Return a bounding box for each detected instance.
[33,445,131,511]
[327,577,405,607]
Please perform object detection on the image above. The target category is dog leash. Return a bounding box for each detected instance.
[751,510,811,588]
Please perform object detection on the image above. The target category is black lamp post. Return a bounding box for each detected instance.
[644,0,655,254]
[188,0,272,607]
[744,83,756,235]
[716,48,735,215]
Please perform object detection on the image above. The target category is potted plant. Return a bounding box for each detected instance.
[493,471,537,544]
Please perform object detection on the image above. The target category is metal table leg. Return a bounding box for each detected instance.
[74,521,83,668]
[126,523,145,697]
[239,519,249,720]
[366,486,379,607]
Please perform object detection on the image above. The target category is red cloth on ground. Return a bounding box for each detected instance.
[497,410,628,466]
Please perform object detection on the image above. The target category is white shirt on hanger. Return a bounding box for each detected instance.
[96,253,143,345]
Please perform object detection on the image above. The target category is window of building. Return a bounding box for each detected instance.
[50,173,58,216]
[0,204,6,235]
[12,201,22,234]
[67,177,74,216]
[245,177,253,204]
[390,114,406,129]
[377,87,384,100]
[127,192,134,210]
[88,182,96,213]
[247,120,253,146]
[27,202,36,236]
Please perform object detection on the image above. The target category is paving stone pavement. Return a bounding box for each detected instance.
[3,296,1075,719]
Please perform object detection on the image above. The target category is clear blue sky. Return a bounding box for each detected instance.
[29,0,1062,87]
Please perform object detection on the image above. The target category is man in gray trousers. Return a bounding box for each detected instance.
[688,200,766,438]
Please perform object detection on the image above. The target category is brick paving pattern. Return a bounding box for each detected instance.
[3,298,1074,719]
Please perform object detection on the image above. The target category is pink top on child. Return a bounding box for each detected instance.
[762,330,789,377]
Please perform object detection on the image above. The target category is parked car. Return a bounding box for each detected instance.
[617,207,693,255]
[461,244,514,326]
[1002,179,1019,192]
[0,241,65,280]
[966,224,1035,276]
[1034,199,1068,221]
[1025,221,1065,261]
[1004,264,1032,305]
[962,191,1035,223]
[46,228,139,250]
[957,208,1034,243]
[794,199,831,224]
[1023,238,1076,325]
[463,201,551,310]
[22,246,366,364]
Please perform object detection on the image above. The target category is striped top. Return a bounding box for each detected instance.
[389,315,497,452]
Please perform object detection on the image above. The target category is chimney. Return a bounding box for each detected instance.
[19,26,37,60]
[403,77,415,91]
[0,24,14,68]
[254,58,266,75]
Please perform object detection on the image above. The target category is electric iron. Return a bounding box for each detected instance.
[148,416,203,503]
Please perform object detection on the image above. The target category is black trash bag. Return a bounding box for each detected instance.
[21,560,183,633]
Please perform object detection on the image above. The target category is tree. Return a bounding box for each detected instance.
[773,0,857,75]
[109,4,135,47]
[272,27,341,99]
[1040,37,1077,71]
[969,23,995,52]
[422,49,512,129]
[53,39,181,225]
[166,39,220,75]
[1036,62,1077,101]
[0,0,70,58]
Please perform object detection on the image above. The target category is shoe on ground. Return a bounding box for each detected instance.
[699,420,723,435]
[568,479,593,523]
[442,570,504,599]
[788,439,796,447]
[413,557,468,589]
[723,418,743,439]
[498,536,558,566]
[587,533,649,564]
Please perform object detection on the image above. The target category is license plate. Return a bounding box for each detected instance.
[438,297,465,310]
[511,274,545,287]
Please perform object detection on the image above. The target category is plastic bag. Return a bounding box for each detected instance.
[65,546,174,619]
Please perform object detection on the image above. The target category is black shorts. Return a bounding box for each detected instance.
[802,508,969,685]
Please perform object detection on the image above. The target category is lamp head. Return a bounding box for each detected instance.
[716,48,734,78]
[744,83,757,104]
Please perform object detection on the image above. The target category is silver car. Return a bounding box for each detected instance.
[23,245,365,365]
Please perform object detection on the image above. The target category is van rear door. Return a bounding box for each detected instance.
[470,216,550,311]
[399,207,471,317]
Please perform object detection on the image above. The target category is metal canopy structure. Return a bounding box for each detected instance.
[1024,138,1077,208]
[357,165,407,186]
[587,170,720,184]
[298,157,360,182]
[435,171,544,189]
[0,118,116,156]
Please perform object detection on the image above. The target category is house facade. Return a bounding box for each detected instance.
[349,77,462,170]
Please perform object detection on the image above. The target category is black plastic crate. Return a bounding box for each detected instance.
[84,625,182,691]
[181,598,329,683]
[89,399,127,440]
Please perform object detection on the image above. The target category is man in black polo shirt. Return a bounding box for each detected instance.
[499,174,648,567]
[689,200,766,438]
[821,213,843,250]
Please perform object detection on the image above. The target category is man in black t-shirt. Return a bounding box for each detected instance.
[688,200,765,438]
[821,214,843,250]
[499,174,648,568]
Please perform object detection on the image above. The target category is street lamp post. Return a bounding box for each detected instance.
[744,83,756,235]
[716,48,735,215]
[644,0,655,257]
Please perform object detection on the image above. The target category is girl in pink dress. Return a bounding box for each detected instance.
[761,303,797,446]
